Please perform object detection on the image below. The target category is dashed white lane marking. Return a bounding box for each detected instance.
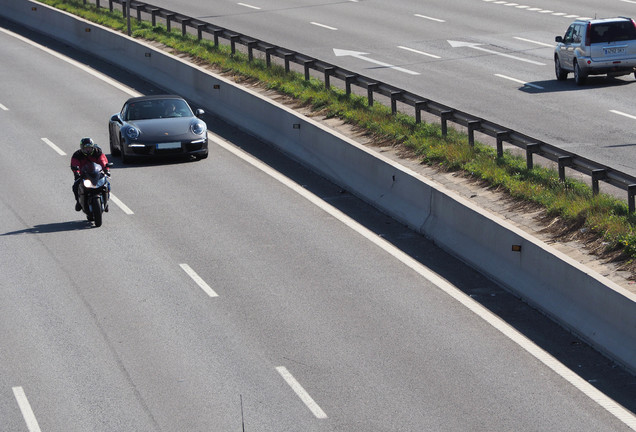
[414,14,446,23]
[513,37,554,48]
[310,22,338,31]
[237,2,261,10]
[610,110,636,120]
[0,103,8,111]
[109,193,134,215]
[13,387,42,432]
[211,131,636,431]
[397,45,441,59]
[481,0,591,19]
[276,366,328,419]
[495,73,544,89]
[41,138,67,156]
[180,263,218,297]
[621,0,636,4]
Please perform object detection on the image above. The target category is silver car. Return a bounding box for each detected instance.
[555,17,636,85]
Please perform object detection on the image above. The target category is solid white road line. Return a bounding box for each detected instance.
[610,110,636,120]
[109,193,134,215]
[180,263,218,297]
[276,366,328,419]
[414,14,446,23]
[210,131,636,430]
[13,387,42,432]
[310,22,338,31]
[495,73,544,89]
[397,45,441,59]
[41,137,67,156]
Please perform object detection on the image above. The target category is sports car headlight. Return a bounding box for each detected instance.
[125,126,140,140]
[191,121,206,135]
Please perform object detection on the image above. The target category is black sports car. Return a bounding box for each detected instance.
[108,95,208,162]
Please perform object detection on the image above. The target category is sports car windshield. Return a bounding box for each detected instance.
[124,99,194,121]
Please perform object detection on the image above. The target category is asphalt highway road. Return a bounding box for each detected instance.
[1,16,636,432]
[143,0,636,178]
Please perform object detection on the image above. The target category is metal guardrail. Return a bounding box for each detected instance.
[89,0,636,212]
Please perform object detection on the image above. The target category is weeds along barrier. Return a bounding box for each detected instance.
[93,0,636,211]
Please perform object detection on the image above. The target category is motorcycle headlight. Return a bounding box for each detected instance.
[191,121,206,135]
[83,179,93,188]
[125,126,140,140]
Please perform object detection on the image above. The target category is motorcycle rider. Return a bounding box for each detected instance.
[71,137,110,211]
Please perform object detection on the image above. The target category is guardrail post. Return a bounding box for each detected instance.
[96,0,101,9]
[558,156,572,182]
[122,0,127,17]
[629,185,636,213]
[390,91,403,115]
[265,47,276,67]
[136,5,142,23]
[324,67,335,89]
[108,0,113,12]
[467,120,481,147]
[366,83,377,107]
[526,143,540,170]
[150,8,158,26]
[247,41,257,62]
[496,131,508,158]
[591,169,607,196]
[196,24,205,40]
[213,29,223,48]
[181,19,191,37]
[303,60,315,81]
[414,101,427,124]
[440,111,453,137]
[230,35,239,55]
[345,75,356,96]
[166,13,176,33]
[284,53,294,73]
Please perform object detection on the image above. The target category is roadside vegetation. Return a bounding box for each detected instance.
[39,0,636,276]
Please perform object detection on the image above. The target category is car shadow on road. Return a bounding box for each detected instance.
[1,220,93,236]
[520,76,634,93]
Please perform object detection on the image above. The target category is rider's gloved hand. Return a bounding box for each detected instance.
[74,171,80,180]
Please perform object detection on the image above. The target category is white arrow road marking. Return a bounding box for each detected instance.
[180,263,218,297]
[13,387,42,432]
[276,366,328,419]
[448,40,546,65]
[495,74,544,89]
[41,138,67,156]
[333,48,420,75]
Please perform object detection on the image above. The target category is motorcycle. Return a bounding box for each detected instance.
[74,162,113,227]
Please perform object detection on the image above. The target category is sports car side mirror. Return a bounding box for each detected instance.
[195,109,205,117]
[110,114,122,123]
[555,36,563,43]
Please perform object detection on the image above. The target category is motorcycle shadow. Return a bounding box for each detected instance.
[1,220,94,236]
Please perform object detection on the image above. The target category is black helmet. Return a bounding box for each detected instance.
[80,137,96,155]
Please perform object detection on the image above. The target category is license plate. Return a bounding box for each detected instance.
[603,47,626,55]
[156,142,181,150]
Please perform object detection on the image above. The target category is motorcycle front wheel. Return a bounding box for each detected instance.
[92,196,103,227]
